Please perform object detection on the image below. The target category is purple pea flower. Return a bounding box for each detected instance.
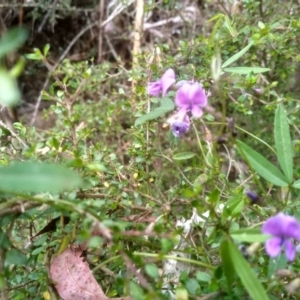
[147,68,176,97]
[262,213,300,261]
[246,190,258,201]
[167,110,190,137]
[175,82,207,118]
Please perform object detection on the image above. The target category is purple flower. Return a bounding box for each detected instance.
[167,110,190,137]
[147,68,176,97]
[175,83,207,118]
[262,213,300,261]
[245,190,259,203]
[171,118,190,137]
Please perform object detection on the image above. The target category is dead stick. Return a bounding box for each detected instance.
[131,0,144,97]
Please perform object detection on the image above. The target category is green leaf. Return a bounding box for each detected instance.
[31,247,45,256]
[134,107,173,126]
[224,15,237,37]
[145,264,159,279]
[9,57,26,78]
[185,278,201,295]
[0,69,21,106]
[237,140,289,187]
[267,254,287,279]
[274,104,293,183]
[227,240,269,300]
[195,271,212,282]
[160,97,175,109]
[129,281,145,300]
[222,41,254,68]
[211,53,222,81]
[0,27,28,59]
[223,67,270,74]
[207,13,224,22]
[175,286,188,300]
[207,189,220,204]
[6,249,27,265]
[230,228,270,243]
[224,196,244,217]
[87,236,103,248]
[220,239,235,287]
[173,152,196,160]
[25,52,43,60]
[0,161,83,193]
[43,44,50,57]
[293,179,300,189]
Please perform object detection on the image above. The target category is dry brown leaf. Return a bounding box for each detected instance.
[50,248,108,300]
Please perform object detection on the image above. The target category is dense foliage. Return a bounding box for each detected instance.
[1,0,300,299]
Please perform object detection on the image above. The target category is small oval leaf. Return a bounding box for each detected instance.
[173,152,196,160]
[0,162,83,193]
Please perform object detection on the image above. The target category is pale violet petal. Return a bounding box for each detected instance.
[148,81,162,96]
[188,83,208,107]
[265,237,282,257]
[175,84,191,107]
[284,239,296,261]
[171,119,190,137]
[191,106,203,118]
[161,68,176,96]
[262,213,300,239]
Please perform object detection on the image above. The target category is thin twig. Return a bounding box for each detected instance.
[30,21,97,125]
[7,280,35,291]
[97,0,105,63]
[0,202,40,217]
[120,250,152,291]
[31,0,134,124]
[0,119,27,147]
[131,0,144,94]
[37,0,58,32]
[0,4,94,11]
[54,21,98,69]
[30,77,50,126]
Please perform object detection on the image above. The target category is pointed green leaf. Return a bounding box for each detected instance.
[6,248,27,265]
[134,107,173,126]
[293,179,300,189]
[207,13,224,22]
[9,57,26,78]
[230,228,270,243]
[267,254,287,279]
[237,140,289,187]
[0,70,21,106]
[220,239,235,287]
[160,97,175,110]
[0,27,28,59]
[274,104,293,183]
[224,15,237,37]
[222,41,254,68]
[223,67,270,74]
[227,240,269,300]
[0,162,83,193]
[173,152,196,160]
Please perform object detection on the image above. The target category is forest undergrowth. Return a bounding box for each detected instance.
[1,0,300,299]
